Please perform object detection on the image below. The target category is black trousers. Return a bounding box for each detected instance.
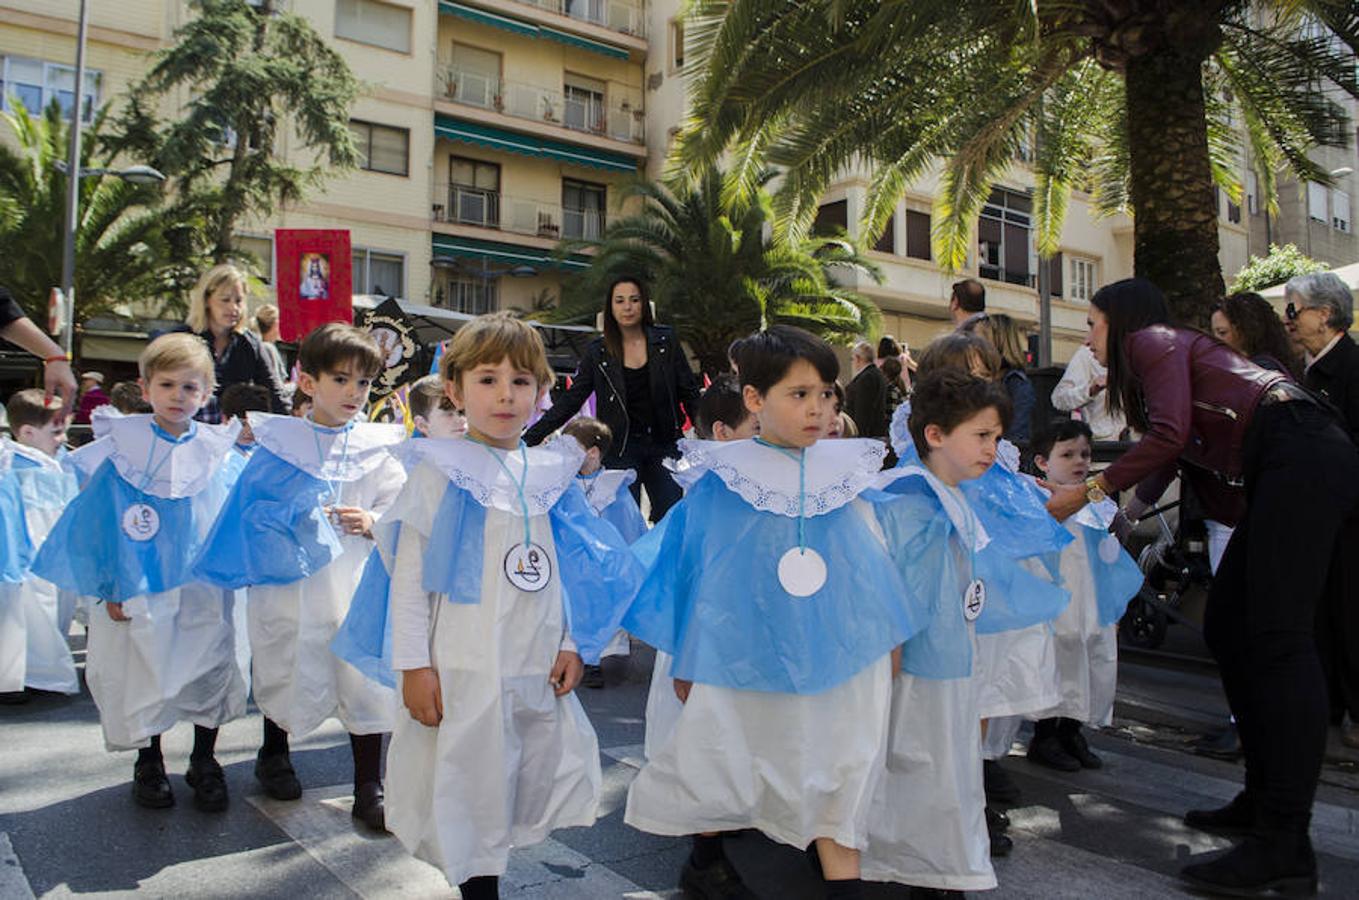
[1203,399,1359,831]
[611,436,682,524]
[1317,517,1359,723]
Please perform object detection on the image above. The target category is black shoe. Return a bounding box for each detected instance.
[986,805,1010,833]
[990,830,1013,858]
[1184,791,1256,836]
[185,756,229,812]
[983,759,1022,804]
[1027,734,1082,772]
[582,664,605,689]
[352,781,387,832]
[678,856,758,899]
[0,690,30,705]
[133,758,174,809]
[909,889,965,899]
[254,750,302,801]
[1180,832,1317,897]
[1192,724,1243,762]
[1059,728,1103,770]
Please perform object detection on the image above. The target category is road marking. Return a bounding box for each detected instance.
[0,833,36,900]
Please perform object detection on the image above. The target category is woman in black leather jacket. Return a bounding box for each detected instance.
[524,277,700,522]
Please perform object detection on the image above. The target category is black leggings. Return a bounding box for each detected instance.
[611,439,682,524]
[1203,399,1359,831]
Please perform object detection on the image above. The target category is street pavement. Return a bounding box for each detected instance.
[3,634,1359,899]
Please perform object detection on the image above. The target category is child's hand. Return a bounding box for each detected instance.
[673,678,692,704]
[891,646,903,679]
[105,602,130,622]
[401,667,442,727]
[330,506,375,538]
[549,651,583,697]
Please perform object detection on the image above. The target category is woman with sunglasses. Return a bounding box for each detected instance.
[1044,277,1359,898]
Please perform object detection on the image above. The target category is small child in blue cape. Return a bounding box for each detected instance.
[193,323,407,831]
[31,333,248,812]
[562,416,645,687]
[0,389,79,700]
[624,326,926,900]
[1025,419,1143,771]
[336,314,640,898]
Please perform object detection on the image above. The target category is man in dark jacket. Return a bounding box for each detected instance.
[843,341,889,439]
[1290,271,1359,749]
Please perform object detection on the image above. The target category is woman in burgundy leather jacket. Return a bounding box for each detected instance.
[1045,278,1359,897]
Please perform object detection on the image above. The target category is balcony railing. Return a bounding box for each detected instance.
[433,184,606,241]
[436,64,646,145]
[498,0,647,38]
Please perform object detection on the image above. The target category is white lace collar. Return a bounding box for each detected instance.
[103,414,242,499]
[677,437,886,519]
[578,468,635,513]
[884,464,990,552]
[405,434,584,515]
[249,413,404,483]
[89,403,124,438]
[5,439,63,472]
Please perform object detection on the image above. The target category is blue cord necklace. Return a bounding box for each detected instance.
[309,416,353,506]
[754,437,827,597]
[468,434,552,592]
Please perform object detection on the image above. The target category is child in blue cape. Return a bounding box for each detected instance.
[624,326,926,900]
[0,390,79,699]
[31,334,247,811]
[1026,420,1143,770]
[862,369,1065,893]
[193,323,407,830]
[407,374,467,440]
[333,314,641,900]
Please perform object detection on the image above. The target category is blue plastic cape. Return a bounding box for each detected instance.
[0,472,33,583]
[330,543,398,688]
[1082,524,1145,626]
[10,455,79,514]
[621,472,925,695]
[192,447,342,589]
[596,491,646,544]
[31,458,226,603]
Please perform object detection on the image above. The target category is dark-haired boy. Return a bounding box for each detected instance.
[195,323,407,830]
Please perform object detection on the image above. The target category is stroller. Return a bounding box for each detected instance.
[1118,482,1216,650]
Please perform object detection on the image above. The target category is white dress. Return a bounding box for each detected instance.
[245,415,405,737]
[383,446,603,886]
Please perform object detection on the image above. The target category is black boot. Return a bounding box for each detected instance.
[1180,831,1317,897]
[185,756,229,812]
[1057,719,1102,770]
[680,835,757,899]
[254,749,302,801]
[352,781,387,832]
[1184,791,1256,836]
[983,758,1021,804]
[458,875,499,900]
[1027,733,1082,772]
[133,737,173,809]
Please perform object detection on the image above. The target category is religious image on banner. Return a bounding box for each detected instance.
[276,229,352,341]
[362,296,420,401]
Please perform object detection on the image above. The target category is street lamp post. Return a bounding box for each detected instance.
[58,0,91,360]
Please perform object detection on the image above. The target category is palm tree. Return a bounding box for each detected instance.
[544,168,883,375]
[676,1,1358,324]
[0,101,193,324]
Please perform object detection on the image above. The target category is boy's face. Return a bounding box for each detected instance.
[450,357,544,450]
[417,396,466,440]
[577,444,603,476]
[299,362,373,428]
[16,413,69,457]
[712,414,759,442]
[1036,435,1092,486]
[743,359,835,449]
[922,407,1003,486]
[141,366,210,433]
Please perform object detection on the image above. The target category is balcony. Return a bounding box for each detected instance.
[436,64,645,145]
[491,0,646,38]
[434,184,606,241]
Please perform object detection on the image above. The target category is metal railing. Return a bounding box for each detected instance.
[432,184,605,240]
[436,64,646,144]
[499,0,647,38]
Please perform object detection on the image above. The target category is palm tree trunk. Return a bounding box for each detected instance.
[1124,43,1224,326]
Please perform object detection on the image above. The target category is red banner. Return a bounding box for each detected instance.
[276,229,353,342]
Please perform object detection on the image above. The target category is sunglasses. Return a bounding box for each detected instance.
[1285,302,1322,321]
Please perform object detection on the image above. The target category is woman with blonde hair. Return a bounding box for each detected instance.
[181,263,289,421]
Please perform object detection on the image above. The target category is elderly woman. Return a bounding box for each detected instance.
[182,264,289,422]
[1045,277,1359,896]
[1285,272,1359,751]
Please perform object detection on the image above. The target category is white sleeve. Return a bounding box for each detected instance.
[389,526,435,670]
[367,456,408,523]
[559,632,578,654]
[1050,348,1093,412]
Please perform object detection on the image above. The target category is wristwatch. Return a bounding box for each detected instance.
[1084,476,1106,504]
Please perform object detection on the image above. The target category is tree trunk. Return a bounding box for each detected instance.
[1124,42,1224,326]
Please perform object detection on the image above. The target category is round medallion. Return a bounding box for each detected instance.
[121,503,161,542]
[1099,533,1122,564]
[962,578,986,622]
[777,547,828,597]
[504,542,552,592]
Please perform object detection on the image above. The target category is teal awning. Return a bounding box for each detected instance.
[434,114,638,173]
[438,0,630,61]
[432,234,592,272]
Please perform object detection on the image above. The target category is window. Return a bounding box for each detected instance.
[873,213,896,254]
[0,56,100,122]
[669,18,685,72]
[1335,189,1351,234]
[447,44,500,108]
[448,157,501,228]
[1045,252,1064,298]
[235,234,274,283]
[978,188,1033,287]
[563,179,607,240]
[565,0,607,28]
[349,120,409,176]
[564,74,606,135]
[1246,171,1259,216]
[439,275,498,315]
[812,200,849,236]
[335,0,412,54]
[352,247,406,298]
[1227,196,1241,225]
[1309,181,1329,222]
[1069,256,1098,303]
[905,209,931,261]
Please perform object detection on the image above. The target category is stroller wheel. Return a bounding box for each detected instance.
[1120,591,1169,649]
